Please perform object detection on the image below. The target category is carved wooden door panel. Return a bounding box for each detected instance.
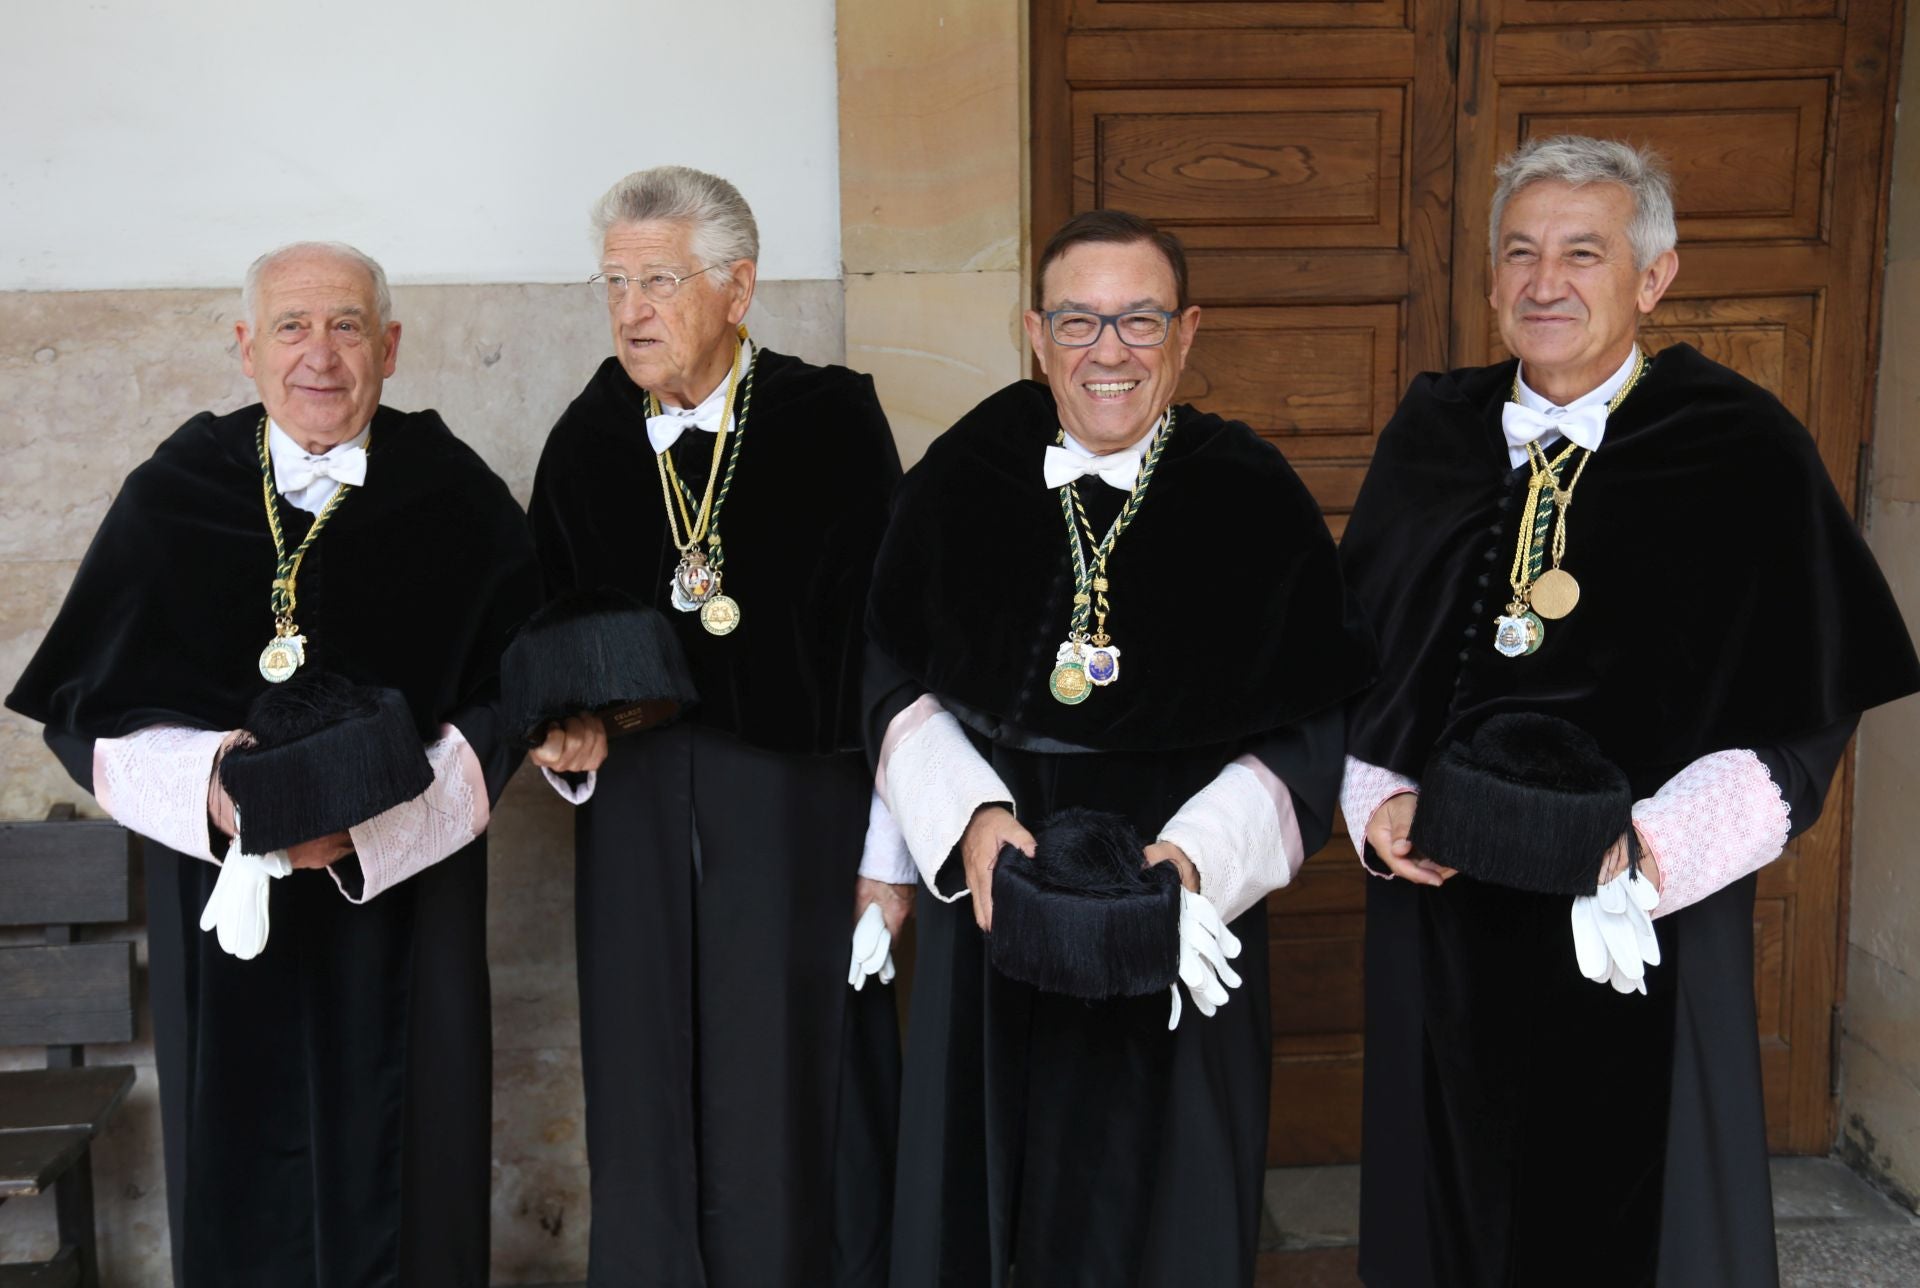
[1031,0,1900,1161]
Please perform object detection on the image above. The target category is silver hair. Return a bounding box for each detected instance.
[242,241,393,326]
[590,165,760,278]
[1490,135,1677,270]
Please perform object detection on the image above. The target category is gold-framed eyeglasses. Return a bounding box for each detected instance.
[589,264,720,305]
[1044,309,1178,348]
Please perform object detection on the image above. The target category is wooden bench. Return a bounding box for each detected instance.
[0,805,138,1288]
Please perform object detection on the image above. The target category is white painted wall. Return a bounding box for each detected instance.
[0,0,841,290]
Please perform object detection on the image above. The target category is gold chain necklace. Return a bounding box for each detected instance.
[648,325,753,636]
[254,417,367,682]
[1492,349,1647,658]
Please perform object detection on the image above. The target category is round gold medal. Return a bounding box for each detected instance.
[1048,660,1090,705]
[699,594,741,636]
[258,634,306,683]
[1529,568,1581,620]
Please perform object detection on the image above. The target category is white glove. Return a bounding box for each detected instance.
[199,834,292,960]
[1168,888,1243,1030]
[1570,870,1661,995]
[848,901,896,990]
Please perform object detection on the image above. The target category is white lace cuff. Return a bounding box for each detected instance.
[876,695,1013,902]
[1633,748,1790,920]
[857,787,918,885]
[541,766,597,805]
[1158,755,1305,924]
[92,725,230,863]
[340,725,489,902]
[1340,755,1419,877]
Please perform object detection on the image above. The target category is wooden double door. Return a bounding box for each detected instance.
[1032,0,1905,1163]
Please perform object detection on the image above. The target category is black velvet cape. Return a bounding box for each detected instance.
[1343,343,1918,792]
[868,381,1370,1286]
[1341,346,1920,1287]
[7,403,541,1288]
[527,351,904,1286]
[866,379,1375,753]
[527,349,900,756]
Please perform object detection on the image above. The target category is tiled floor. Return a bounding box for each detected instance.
[1253,1156,1920,1287]
[516,1156,1920,1286]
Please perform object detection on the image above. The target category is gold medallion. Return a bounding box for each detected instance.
[1530,568,1581,620]
[258,633,306,683]
[1049,660,1090,705]
[699,593,741,636]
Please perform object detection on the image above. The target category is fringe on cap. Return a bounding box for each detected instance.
[1408,712,1633,895]
[989,807,1183,1000]
[219,672,433,853]
[500,588,699,744]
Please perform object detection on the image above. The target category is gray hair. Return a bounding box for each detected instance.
[242,241,393,326]
[1490,135,1677,270]
[591,165,760,276]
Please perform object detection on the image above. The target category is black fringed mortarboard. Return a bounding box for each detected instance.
[989,808,1183,1000]
[219,672,434,853]
[1408,712,1633,895]
[500,588,700,745]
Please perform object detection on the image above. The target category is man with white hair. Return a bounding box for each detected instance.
[7,242,541,1285]
[1339,136,1919,1285]
[524,166,907,1286]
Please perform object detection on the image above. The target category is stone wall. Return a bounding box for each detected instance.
[0,279,844,1285]
[838,0,1030,464]
[1841,0,1920,1213]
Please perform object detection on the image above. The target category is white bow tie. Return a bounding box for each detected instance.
[278,444,368,494]
[646,406,725,457]
[1501,401,1607,456]
[1043,444,1140,492]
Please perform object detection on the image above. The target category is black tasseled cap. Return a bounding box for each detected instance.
[499,588,699,745]
[219,672,433,853]
[1409,712,1635,895]
[989,808,1183,1000]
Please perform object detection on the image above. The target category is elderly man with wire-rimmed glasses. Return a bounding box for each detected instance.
[523,165,910,1288]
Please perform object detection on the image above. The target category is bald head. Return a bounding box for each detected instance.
[243,241,392,329]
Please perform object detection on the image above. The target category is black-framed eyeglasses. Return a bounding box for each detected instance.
[1043,309,1179,348]
[589,264,719,305]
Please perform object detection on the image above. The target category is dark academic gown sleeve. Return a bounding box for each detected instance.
[1342,346,1920,1288]
[868,382,1372,1288]
[6,403,542,1288]
[1244,704,1344,858]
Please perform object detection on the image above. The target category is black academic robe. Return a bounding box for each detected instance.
[6,403,541,1288]
[1340,345,1920,1287]
[865,381,1374,1287]
[526,349,903,1288]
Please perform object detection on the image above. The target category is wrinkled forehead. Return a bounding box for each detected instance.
[1498,178,1636,243]
[254,252,380,320]
[600,218,698,268]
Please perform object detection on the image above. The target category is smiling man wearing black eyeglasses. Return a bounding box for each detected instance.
[863,209,1375,1287]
